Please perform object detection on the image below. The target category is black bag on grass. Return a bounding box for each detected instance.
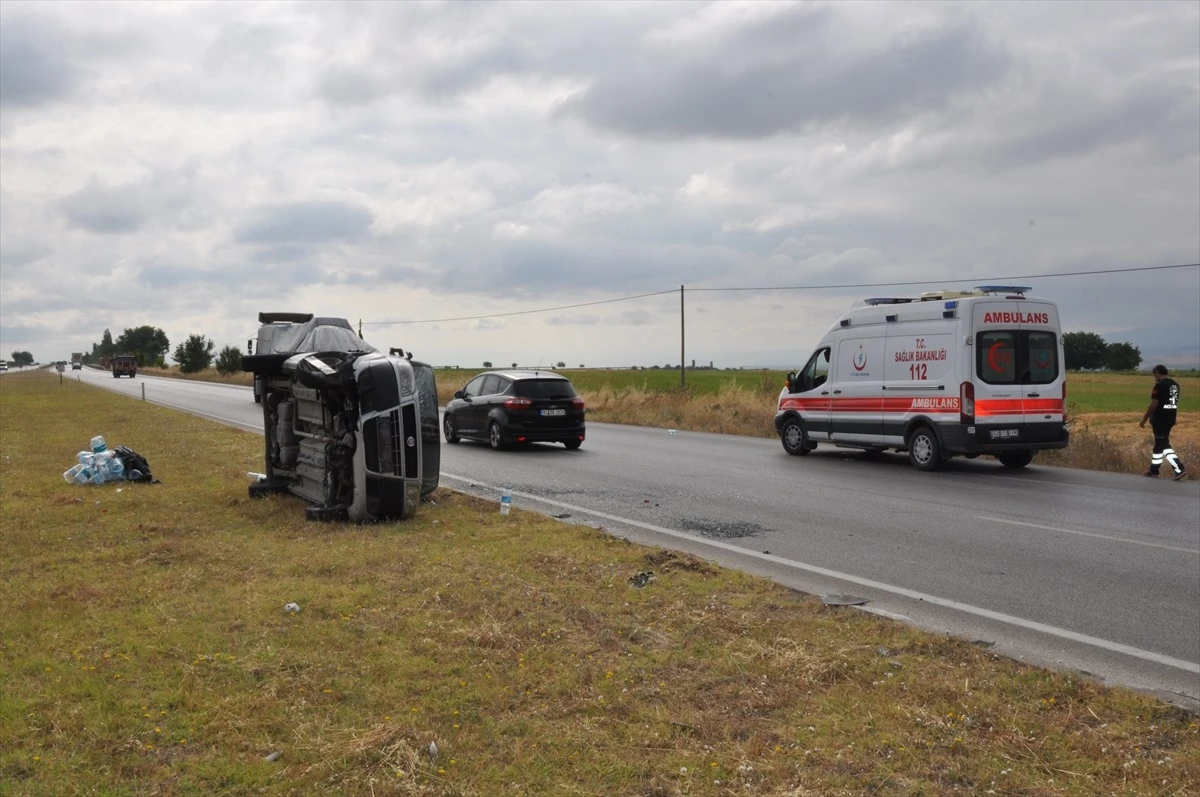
[114,445,158,483]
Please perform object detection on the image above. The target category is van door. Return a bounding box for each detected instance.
[830,334,885,443]
[781,347,832,441]
[1017,301,1065,444]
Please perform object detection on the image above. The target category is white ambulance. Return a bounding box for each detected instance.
[774,286,1069,470]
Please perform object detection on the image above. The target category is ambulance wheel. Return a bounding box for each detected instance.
[907,427,942,471]
[998,450,1034,469]
[780,418,811,456]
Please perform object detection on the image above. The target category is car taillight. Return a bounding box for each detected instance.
[1062,381,1068,422]
[570,396,585,409]
[504,397,532,410]
[960,381,974,424]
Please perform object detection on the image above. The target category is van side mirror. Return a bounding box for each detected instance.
[786,372,797,393]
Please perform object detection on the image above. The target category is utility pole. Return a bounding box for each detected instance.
[680,284,685,390]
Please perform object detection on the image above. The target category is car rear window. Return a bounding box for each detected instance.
[513,379,577,399]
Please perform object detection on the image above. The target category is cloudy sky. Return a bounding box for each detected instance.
[2,0,1197,369]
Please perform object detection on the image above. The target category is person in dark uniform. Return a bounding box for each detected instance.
[1139,364,1188,480]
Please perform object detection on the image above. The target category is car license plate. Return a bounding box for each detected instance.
[540,408,566,416]
[989,428,1020,440]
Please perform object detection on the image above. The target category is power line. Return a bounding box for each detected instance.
[362,288,679,326]
[686,262,1200,292]
[359,261,1199,327]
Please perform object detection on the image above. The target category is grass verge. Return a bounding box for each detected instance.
[2,370,1197,795]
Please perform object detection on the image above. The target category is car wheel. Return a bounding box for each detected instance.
[488,421,506,450]
[998,450,1034,468]
[907,426,941,471]
[443,414,460,444]
[780,417,811,456]
[564,439,582,450]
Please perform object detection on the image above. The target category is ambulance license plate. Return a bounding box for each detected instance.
[541,408,566,416]
[989,428,1020,440]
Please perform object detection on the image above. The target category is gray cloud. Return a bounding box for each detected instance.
[234,201,375,245]
[58,173,199,235]
[560,13,1010,139]
[0,13,80,107]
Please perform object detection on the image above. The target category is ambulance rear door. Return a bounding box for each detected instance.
[971,299,1063,446]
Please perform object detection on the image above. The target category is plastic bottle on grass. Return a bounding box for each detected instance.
[500,488,512,516]
[63,464,84,483]
[105,457,125,480]
[90,435,107,453]
[77,451,95,467]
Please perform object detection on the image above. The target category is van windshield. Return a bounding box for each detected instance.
[977,331,1058,385]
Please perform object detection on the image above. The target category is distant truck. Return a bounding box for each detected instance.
[71,352,83,370]
[112,354,137,378]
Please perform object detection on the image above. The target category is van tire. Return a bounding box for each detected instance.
[998,450,1034,469]
[780,418,812,456]
[907,427,942,471]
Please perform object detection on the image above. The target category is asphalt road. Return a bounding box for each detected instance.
[68,366,1200,709]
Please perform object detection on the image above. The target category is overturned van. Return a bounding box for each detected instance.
[776,286,1070,471]
[243,338,440,521]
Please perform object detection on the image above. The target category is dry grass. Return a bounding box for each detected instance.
[1,370,1198,796]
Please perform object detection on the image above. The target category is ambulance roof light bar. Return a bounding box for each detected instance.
[863,297,916,306]
[974,285,1031,295]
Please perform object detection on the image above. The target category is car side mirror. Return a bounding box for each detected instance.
[453,390,465,399]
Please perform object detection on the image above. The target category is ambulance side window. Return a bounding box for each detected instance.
[798,348,831,392]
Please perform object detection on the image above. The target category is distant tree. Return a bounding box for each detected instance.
[578,364,584,368]
[214,345,244,375]
[116,325,170,367]
[1062,331,1108,371]
[511,362,518,368]
[556,361,566,368]
[173,334,215,373]
[483,361,492,368]
[9,351,34,365]
[1104,341,1142,372]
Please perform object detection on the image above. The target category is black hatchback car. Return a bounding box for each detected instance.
[443,370,585,450]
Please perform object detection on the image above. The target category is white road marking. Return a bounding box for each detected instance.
[443,472,1200,675]
[977,515,1200,554]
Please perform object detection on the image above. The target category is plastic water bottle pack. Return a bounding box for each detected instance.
[62,435,127,485]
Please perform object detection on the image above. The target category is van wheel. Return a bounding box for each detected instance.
[907,427,942,471]
[998,450,1034,469]
[443,415,460,444]
[780,418,811,456]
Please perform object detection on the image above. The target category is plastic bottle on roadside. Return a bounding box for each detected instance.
[90,435,107,453]
[63,464,84,483]
[500,488,512,516]
[94,450,115,466]
[90,468,108,485]
[77,451,95,467]
[71,466,94,484]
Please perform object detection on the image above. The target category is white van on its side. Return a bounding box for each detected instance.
[775,286,1070,471]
